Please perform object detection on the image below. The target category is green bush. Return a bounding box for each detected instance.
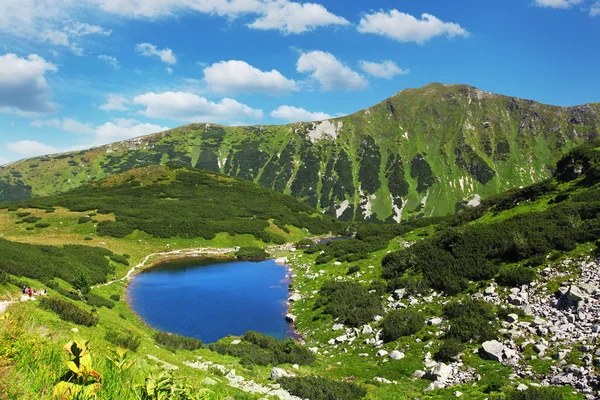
[73,270,91,294]
[444,299,498,343]
[434,338,466,362]
[110,294,120,302]
[346,265,360,275]
[154,332,203,351]
[381,309,425,342]
[209,331,315,366]
[78,216,92,224]
[0,268,8,284]
[109,254,130,266]
[505,387,565,400]
[496,266,537,287]
[35,222,50,228]
[21,216,42,223]
[278,377,366,400]
[235,247,269,261]
[85,292,115,309]
[315,281,383,327]
[39,297,99,326]
[105,329,142,351]
[16,212,31,217]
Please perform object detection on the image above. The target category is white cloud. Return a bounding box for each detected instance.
[135,43,177,64]
[100,94,130,111]
[248,0,349,34]
[6,140,64,157]
[533,0,582,8]
[359,60,409,79]
[590,1,600,15]
[94,118,168,144]
[296,51,368,92]
[98,55,119,68]
[133,91,263,123]
[270,105,331,122]
[167,67,173,74]
[203,60,297,95]
[63,21,111,36]
[0,53,58,115]
[358,10,469,44]
[31,118,95,134]
[94,0,264,18]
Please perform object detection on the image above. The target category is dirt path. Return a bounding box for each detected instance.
[0,295,38,315]
[93,247,237,288]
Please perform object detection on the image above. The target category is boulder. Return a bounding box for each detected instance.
[427,318,443,326]
[480,340,506,362]
[426,363,453,383]
[289,293,302,302]
[516,384,528,391]
[285,313,296,323]
[506,314,519,323]
[202,377,217,386]
[332,323,345,331]
[389,350,405,360]
[271,367,291,380]
[560,285,588,308]
[413,370,426,379]
[374,377,392,384]
[231,339,241,345]
[376,350,389,357]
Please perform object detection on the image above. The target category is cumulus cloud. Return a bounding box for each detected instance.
[358,10,469,44]
[590,1,600,15]
[98,55,119,68]
[203,60,297,95]
[94,118,169,144]
[248,0,349,34]
[533,0,582,8]
[270,105,332,122]
[0,53,58,116]
[133,91,263,123]
[6,140,66,158]
[99,94,130,111]
[135,43,177,64]
[94,0,264,18]
[358,60,409,79]
[30,118,95,134]
[41,21,111,54]
[297,51,368,92]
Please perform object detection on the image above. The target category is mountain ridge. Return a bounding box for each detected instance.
[1,83,599,221]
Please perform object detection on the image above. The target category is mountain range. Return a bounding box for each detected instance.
[1,83,599,221]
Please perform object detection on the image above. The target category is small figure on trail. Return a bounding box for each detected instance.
[22,286,26,294]
[27,288,32,297]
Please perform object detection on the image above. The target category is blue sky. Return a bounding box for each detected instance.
[0,0,599,163]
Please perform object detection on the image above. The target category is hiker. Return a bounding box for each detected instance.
[22,286,26,294]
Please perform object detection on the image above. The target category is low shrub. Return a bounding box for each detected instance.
[504,387,565,400]
[39,297,99,326]
[235,247,269,261]
[110,294,120,302]
[21,216,42,223]
[105,329,141,351]
[315,281,383,328]
[381,309,425,342]
[0,268,8,284]
[278,377,366,400]
[85,293,115,309]
[109,254,130,266]
[444,299,498,343]
[434,338,466,362]
[78,216,92,224]
[154,332,203,351]
[496,266,537,287]
[346,265,360,275]
[35,222,50,228]
[16,212,31,217]
[209,331,315,366]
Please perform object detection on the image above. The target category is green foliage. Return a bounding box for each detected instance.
[381,309,425,342]
[8,166,340,241]
[53,340,102,399]
[106,347,136,372]
[505,387,566,400]
[0,268,8,284]
[138,369,214,400]
[315,281,383,327]
[434,338,466,362]
[85,292,115,309]
[16,212,31,217]
[209,331,315,367]
[35,222,50,228]
[0,238,114,285]
[39,297,99,327]
[278,376,366,400]
[105,329,142,351]
[21,215,41,223]
[444,299,497,343]
[346,265,360,275]
[154,332,203,351]
[110,294,120,302]
[78,216,92,224]
[73,270,91,294]
[235,246,269,261]
[496,266,537,287]
[109,254,130,266]
[294,238,313,248]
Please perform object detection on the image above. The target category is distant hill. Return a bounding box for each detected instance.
[2,165,340,242]
[1,83,598,221]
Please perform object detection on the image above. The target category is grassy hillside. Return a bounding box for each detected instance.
[1,83,598,221]
[2,141,600,399]
[1,164,341,244]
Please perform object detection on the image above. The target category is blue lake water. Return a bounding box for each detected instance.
[127,258,295,343]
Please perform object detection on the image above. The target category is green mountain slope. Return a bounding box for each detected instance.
[1,83,599,221]
[1,165,340,244]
